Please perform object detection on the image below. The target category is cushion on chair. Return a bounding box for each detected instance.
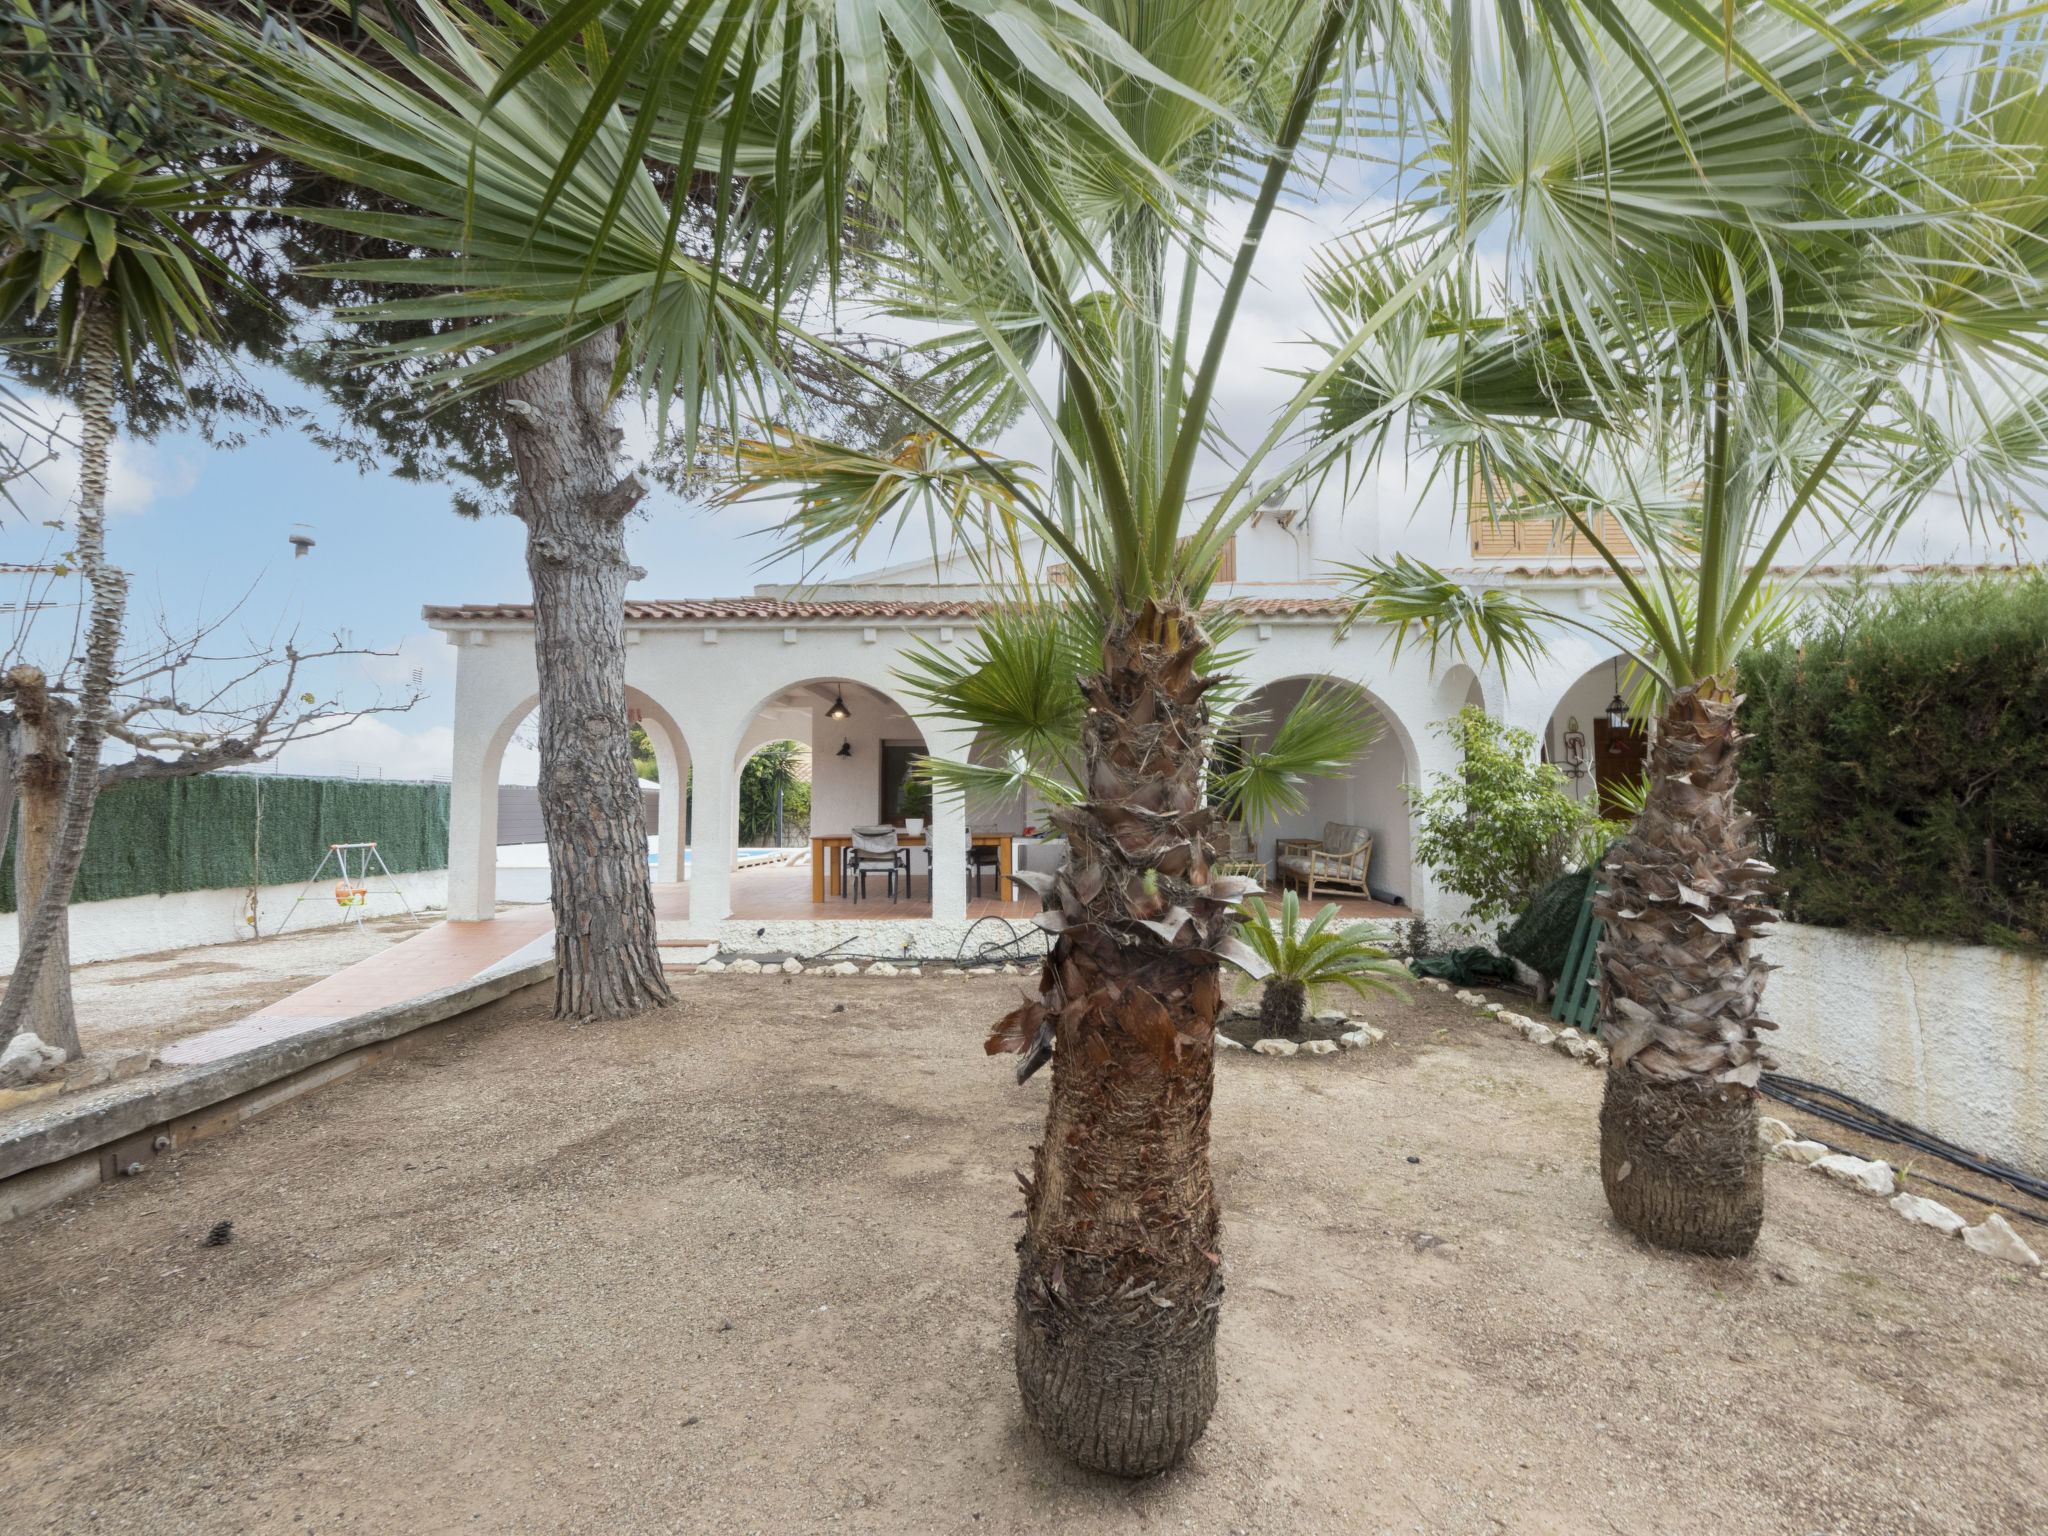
[1320,822,1370,856]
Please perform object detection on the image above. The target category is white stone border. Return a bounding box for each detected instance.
[1436,978,2043,1271]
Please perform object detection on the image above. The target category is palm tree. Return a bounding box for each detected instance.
[1232,889,1405,1037]
[713,0,1809,1473]
[1303,0,2048,1255]
[219,0,1858,1469]
[202,0,1202,1022]
[0,116,226,1052]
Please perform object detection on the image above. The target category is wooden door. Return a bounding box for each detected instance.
[1592,718,1648,819]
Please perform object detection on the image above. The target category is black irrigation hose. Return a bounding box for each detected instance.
[953,916,1046,967]
[1761,1073,2048,1228]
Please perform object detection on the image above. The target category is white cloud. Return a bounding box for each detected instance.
[266,717,457,782]
[353,628,458,697]
[4,394,203,524]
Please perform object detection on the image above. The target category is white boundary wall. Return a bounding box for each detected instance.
[0,870,448,970]
[1760,922,2047,1178]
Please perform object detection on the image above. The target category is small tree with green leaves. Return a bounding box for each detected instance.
[1409,709,1618,938]
[1230,890,1405,1038]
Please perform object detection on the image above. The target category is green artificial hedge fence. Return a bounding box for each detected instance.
[1738,573,2048,953]
[0,774,450,911]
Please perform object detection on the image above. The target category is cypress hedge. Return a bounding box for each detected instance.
[1737,573,2048,953]
[0,774,451,911]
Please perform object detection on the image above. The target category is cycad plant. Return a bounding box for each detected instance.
[1304,0,2048,1255]
[1232,890,1405,1037]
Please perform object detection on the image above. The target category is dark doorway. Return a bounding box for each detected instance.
[1592,718,1648,818]
[880,742,920,824]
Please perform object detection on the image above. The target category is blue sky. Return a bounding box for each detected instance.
[2,371,834,783]
[1,191,1360,784]
[5,178,2032,786]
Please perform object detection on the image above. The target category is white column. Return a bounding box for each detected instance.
[686,749,738,938]
[926,726,972,923]
[447,735,498,921]
[652,733,685,885]
[1407,722,1468,931]
[446,639,515,923]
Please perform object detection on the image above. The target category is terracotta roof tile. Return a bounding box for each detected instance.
[422,597,986,623]
[424,564,2022,626]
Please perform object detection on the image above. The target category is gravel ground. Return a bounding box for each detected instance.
[42,917,427,1056]
[2,972,2043,1535]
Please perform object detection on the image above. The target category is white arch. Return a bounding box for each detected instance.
[677,671,973,934]
[1232,671,1423,910]
[626,688,692,886]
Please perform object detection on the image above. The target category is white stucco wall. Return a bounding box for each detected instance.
[807,684,926,835]
[0,869,448,969]
[429,598,1593,937]
[1235,676,1416,904]
[1761,923,2048,1178]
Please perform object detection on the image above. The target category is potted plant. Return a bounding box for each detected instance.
[1232,890,1407,1038]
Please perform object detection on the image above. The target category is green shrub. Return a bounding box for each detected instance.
[1739,573,2048,952]
[738,741,811,845]
[1408,708,1619,933]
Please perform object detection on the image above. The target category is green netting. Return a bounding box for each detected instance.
[1407,947,1517,985]
[0,774,450,911]
[1500,863,1599,981]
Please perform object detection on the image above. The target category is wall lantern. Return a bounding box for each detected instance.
[1604,659,1629,730]
[836,739,854,758]
[827,689,851,721]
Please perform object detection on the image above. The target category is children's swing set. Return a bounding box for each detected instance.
[273,842,421,935]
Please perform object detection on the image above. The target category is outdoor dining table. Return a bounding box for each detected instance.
[809,832,1015,903]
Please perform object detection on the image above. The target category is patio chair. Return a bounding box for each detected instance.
[966,839,1001,898]
[1275,822,1373,903]
[1210,819,1268,884]
[845,825,910,903]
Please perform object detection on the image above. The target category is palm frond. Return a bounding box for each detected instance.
[723,428,1043,586]
[1211,680,1379,832]
[1333,554,1558,674]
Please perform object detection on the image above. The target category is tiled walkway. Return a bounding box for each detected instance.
[158,907,554,1067]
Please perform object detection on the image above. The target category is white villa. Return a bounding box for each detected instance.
[425,476,2014,951]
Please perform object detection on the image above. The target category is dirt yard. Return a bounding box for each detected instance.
[45,916,426,1056]
[2,972,2042,1535]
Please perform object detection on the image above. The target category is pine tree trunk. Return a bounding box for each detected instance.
[1258,978,1306,1038]
[996,600,1248,1476]
[500,332,671,1021]
[6,670,79,1055]
[1594,682,1778,1257]
[0,299,126,1056]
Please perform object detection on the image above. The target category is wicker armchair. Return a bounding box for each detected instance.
[1210,819,1267,884]
[1275,821,1373,902]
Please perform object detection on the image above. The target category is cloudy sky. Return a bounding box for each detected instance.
[3,176,2032,785]
[0,182,1386,784]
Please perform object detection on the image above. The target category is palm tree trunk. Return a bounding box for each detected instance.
[1258,978,1307,1038]
[1594,682,1777,1256]
[1004,600,1235,1476]
[499,331,671,1021]
[0,299,126,1056]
